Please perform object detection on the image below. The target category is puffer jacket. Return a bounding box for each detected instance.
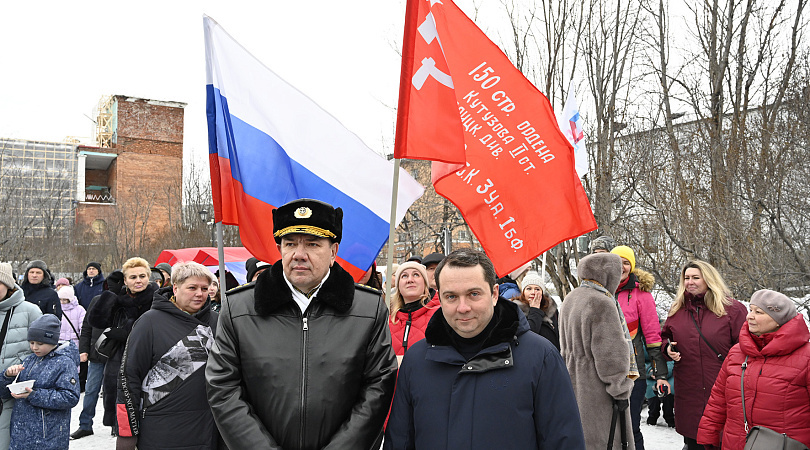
[385,299,586,449]
[206,261,397,450]
[118,287,219,449]
[59,298,85,348]
[697,315,810,449]
[661,292,748,439]
[0,287,43,450]
[615,270,667,378]
[389,294,441,355]
[74,271,105,310]
[0,341,81,450]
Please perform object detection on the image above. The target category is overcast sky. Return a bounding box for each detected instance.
[0,1,506,173]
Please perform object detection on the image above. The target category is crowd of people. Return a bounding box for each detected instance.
[0,197,807,450]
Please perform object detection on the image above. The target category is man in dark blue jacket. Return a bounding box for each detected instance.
[74,262,104,310]
[384,249,586,450]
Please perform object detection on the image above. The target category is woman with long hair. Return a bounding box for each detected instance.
[511,271,559,350]
[88,257,158,437]
[661,260,747,450]
[388,261,440,366]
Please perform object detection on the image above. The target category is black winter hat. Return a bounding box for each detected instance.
[86,262,102,272]
[28,315,61,345]
[272,198,343,244]
[421,252,445,267]
[245,257,271,283]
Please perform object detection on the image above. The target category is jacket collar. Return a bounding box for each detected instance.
[254,260,355,316]
[739,315,810,357]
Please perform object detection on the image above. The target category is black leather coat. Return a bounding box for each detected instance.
[206,261,397,450]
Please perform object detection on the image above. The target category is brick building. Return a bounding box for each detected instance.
[75,95,185,251]
[0,95,185,271]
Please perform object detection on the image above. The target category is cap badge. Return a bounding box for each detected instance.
[294,207,313,219]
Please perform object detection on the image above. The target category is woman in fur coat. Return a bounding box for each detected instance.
[560,253,636,450]
[88,257,158,436]
[610,246,669,450]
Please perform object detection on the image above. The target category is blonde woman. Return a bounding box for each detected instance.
[661,260,747,450]
[88,257,158,436]
[388,261,440,364]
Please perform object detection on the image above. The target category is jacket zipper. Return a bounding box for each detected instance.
[402,312,413,351]
[299,314,309,449]
[41,409,45,438]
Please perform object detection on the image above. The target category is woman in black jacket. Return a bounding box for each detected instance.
[511,270,560,350]
[115,261,219,450]
[88,257,157,436]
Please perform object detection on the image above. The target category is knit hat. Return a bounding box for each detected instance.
[155,263,172,276]
[55,278,70,288]
[27,314,61,345]
[394,261,430,298]
[589,235,616,253]
[58,286,77,303]
[750,289,798,326]
[520,271,544,291]
[0,263,15,289]
[611,246,636,273]
[86,262,102,272]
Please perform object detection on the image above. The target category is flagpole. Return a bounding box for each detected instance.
[384,158,402,307]
[540,251,547,289]
[216,222,227,302]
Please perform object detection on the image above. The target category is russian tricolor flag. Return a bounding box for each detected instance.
[203,16,424,279]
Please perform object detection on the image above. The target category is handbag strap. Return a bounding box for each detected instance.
[0,307,15,348]
[741,355,750,433]
[689,307,725,361]
[63,313,79,340]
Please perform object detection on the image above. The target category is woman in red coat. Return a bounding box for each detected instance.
[661,260,747,450]
[697,290,810,449]
[387,261,440,365]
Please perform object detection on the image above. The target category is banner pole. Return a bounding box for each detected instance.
[384,158,402,307]
[216,222,227,302]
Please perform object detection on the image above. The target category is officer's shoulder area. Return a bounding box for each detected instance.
[225,281,255,297]
[354,283,382,296]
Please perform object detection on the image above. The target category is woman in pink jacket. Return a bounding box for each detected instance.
[697,290,810,449]
[611,245,669,450]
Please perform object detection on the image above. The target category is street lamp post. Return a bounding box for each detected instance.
[198,209,216,247]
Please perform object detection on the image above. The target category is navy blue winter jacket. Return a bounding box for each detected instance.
[385,299,586,450]
[0,341,80,450]
[74,271,105,310]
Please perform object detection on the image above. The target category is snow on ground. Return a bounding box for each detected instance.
[68,392,687,449]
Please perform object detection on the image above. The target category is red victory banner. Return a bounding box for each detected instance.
[395,0,597,275]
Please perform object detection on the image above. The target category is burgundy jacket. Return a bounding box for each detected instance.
[661,293,748,439]
[697,315,810,449]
